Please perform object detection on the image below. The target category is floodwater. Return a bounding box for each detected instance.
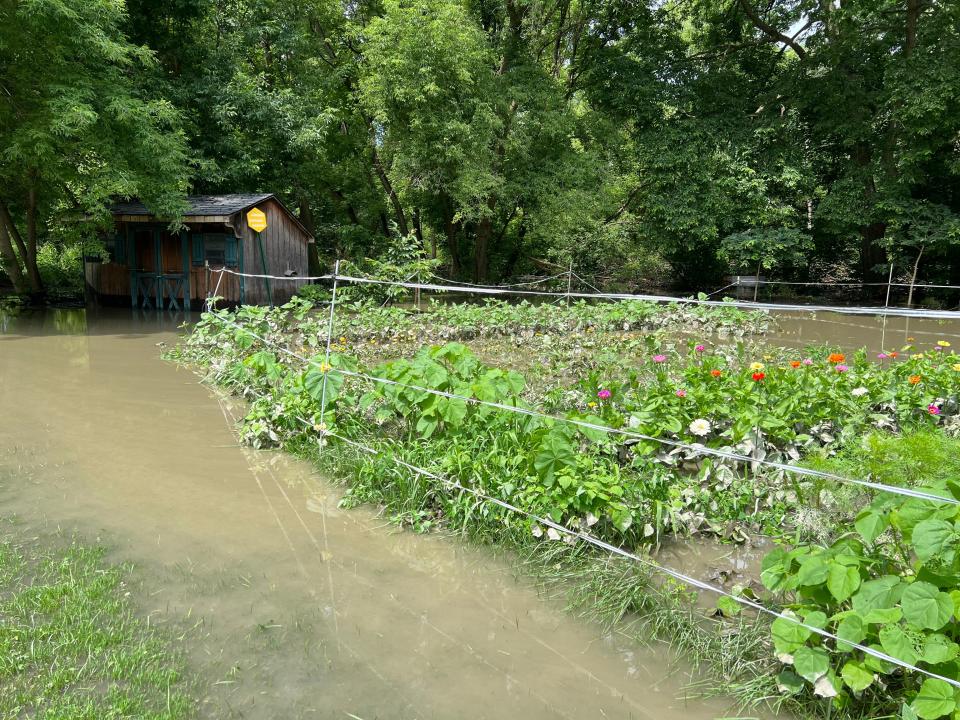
[767,310,960,352]
[0,307,737,720]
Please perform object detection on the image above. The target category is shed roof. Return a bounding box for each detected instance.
[110,194,275,217]
[110,193,313,241]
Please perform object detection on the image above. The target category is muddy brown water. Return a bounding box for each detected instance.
[0,307,742,720]
[5,306,956,718]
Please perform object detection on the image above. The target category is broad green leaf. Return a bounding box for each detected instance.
[415,415,438,438]
[852,576,903,614]
[776,669,804,695]
[911,679,957,720]
[761,548,792,592]
[840,660,874,692]
[827,562,861,603]
[793,646,830,683]
[856,509,889,544]
[836,613,867,648]
[921,634,960,665]
[901,582,954,630]
[864,607,903,624]
[771,615,812,654]
[912,519,956,562]
[717,595,741,618]
[796,555,829,587]
[879,624,919,665]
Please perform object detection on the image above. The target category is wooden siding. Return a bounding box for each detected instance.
[238,197,311,305]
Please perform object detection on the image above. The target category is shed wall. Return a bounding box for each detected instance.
[238,198,310,305]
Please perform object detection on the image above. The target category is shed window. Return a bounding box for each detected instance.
[201,234,238,267]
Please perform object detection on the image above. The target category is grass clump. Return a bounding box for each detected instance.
[0,522,194,719]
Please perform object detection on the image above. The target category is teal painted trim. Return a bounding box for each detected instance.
[238,235,245,304]
[256,231,272,306]
[153,228,162,309]
[225,236,238,266]
[127,225,136,307]
[180,230,190,311]
[191,233,204,266]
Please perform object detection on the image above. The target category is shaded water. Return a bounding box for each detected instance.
[767,310,960,352]
[0,308,735,720]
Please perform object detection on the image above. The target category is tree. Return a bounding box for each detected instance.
[0,0,192,298]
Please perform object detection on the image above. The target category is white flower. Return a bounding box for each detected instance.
[851,387,869,397]
[688,418,711,437]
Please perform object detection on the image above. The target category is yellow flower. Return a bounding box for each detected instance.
[339,336,347,343]
[763,354,773,361]
[587,401,597,408]
[912,353,925,360]
[318,362,332,373]
[938,340,951,347]
[953,363,960,371]
[750,362,765,371]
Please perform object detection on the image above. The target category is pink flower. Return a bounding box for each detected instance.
[652,354,667,363]
[597,389,612,400]
[928,404,941,416]
[934,346,943,352]
[802,358,813,366]
[877,353,888,360]
[834,364,849,373]
[675,389,687,398]
[694,344,706,353]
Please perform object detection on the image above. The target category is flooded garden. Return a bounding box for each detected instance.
[3,294,960,719]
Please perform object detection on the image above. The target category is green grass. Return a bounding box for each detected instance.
[0,521,194,720]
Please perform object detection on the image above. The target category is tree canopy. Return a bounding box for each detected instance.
[2,0,959,295]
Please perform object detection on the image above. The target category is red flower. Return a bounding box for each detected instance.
[752,372,765,382]
[710,369,722,377]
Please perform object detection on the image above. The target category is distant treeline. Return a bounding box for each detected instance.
[1,0,959,297]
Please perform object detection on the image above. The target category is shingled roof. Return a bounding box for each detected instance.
[110,194,275,218]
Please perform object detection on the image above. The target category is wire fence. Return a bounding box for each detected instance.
[209,265,960,320]
[199,262,960,690]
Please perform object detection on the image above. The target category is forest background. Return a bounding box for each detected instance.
[1,0,959,298]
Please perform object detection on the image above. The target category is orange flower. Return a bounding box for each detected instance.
[752,372,766,382]
[828,353,846,364]
[710,369,722,377]
[889,351,899,358]
[790,360,801,368]
[908,375,922,385]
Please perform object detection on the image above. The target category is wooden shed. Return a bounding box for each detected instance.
[86,194,313,309]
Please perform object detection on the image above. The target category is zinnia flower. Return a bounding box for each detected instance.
[828,353,846,364]
[938,340,951,348]
[710,369,722,377]
[934,347,943,352]
[597,389,612,400]
[953,363,960,371]
[834,364,849,373]
[695,344,706,352]
[909,375,922,385]
[928,404,942,416]
[750,362,765,371]
[689,418,711,436]
[889,351,899,358]
[752,372,765,382]
[851,387,868,397]
[790,360,801,368]
[652,354,667,363]
[877,353,888,360]
[912,353,925,360]
[675,389,687,398]
[802,358,813,366]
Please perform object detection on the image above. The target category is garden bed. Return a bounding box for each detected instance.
[171,295,960,720]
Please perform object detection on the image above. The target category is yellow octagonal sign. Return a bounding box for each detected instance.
[247,207,268,233]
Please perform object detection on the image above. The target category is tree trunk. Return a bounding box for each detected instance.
[366,121,409,238]
[474,216,492,282]
[444,212,462,277]
[24,178,43,294]
[0,217,27,293]
[413,208,424,248]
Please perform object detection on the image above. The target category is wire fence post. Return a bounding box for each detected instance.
[566,258,574,307]
[317,259,340,453]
